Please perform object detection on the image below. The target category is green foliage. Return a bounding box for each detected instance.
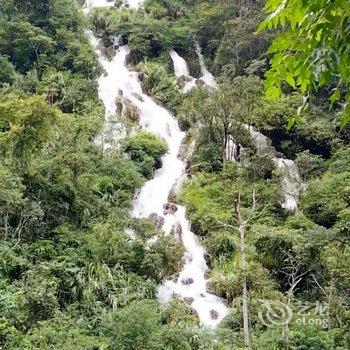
[122,131,167,179]
[0,56,16,85]
[251,95,340,159]
[138,59,182,111]
[0,95,59,160]
[91,7,193,61]
[213,6,273,78]
[260,0,350,125]
[301,148,350,228]
[295,150,326,180]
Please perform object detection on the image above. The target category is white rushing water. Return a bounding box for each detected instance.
[85,0,229,328]
[247,125,303,212]
[195,43,217,88]
[170,46,217,93]
[169,50,197,93]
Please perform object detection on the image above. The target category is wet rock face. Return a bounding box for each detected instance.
[181,277,194,285]
[115,99,123,114]
[170,223,182,243]
[210,309,219,320]
[149,213,164,229]
[171,273,179,284]
[178,118,191,132]
[168,188,177,202]
[123,99,139,122]
[204,253,211,269]
[183,297,194,305]
[163,202,178,215]
[190,308,198,317]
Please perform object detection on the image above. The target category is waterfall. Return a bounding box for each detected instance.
[170,47,217,93]
[170,50,190,77]
[195,43,217,88]
[85,0,229,328]
[246,125,304,212]
[169,50,197,93]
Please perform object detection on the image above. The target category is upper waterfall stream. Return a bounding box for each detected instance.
[84,0,229,328]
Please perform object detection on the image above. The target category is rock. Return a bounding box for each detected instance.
[171,273,179,283]
[125,52,133,65]
[210,309,219,320]
[163,202,177,215]
[115,99,123,114]
[123,100,139,123]
[138,72,145,81]
[131,92,144,102]
[178,118,191,132]
[149,213,164,229]
[105,45,115,58]
[167,188,177,202]
[204,253,211,269]
[189,309,198,317]
[181,277,194,285]
[177,154,186,162]
[204,269,211,279]
[183,297,194,305]
[206,281,215,294]
[196,79,205,87]
[170,223,182,243]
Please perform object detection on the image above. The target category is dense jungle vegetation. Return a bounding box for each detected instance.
[0,0,349,349]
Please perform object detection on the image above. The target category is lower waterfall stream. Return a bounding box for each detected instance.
[84,0,229,328]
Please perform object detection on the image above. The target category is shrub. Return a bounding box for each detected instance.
[122,131,167,179]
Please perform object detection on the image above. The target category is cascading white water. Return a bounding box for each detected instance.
[247,125,304,212]
[85,30,127,150]
[85,0,229,328]
[169,50,197,93]
[170,50,190,77]
[195,43,217,88]
[225,135,241,163]
[84,0,144,12]
[170,47,217,92]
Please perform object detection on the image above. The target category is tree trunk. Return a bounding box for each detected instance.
[236,194,251,347]
[240,222,251,347]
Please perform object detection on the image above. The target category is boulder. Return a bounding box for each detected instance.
[170,223,182,243]
[149,213,164,229]
[131,92,144,102]
[115,99,123,114]
[210,309,219,320]
[181,277,194,285]
[183,297,194,305]
[167,188,177,202]
[204,253,211,269]
[123,99,139,123]
[163,202,177,215]
[172,275,179,284]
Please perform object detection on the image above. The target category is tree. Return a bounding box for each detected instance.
[187,77,262,171]
[0,95,59,161]
[260,0,350,125]
[217,188,267,347]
